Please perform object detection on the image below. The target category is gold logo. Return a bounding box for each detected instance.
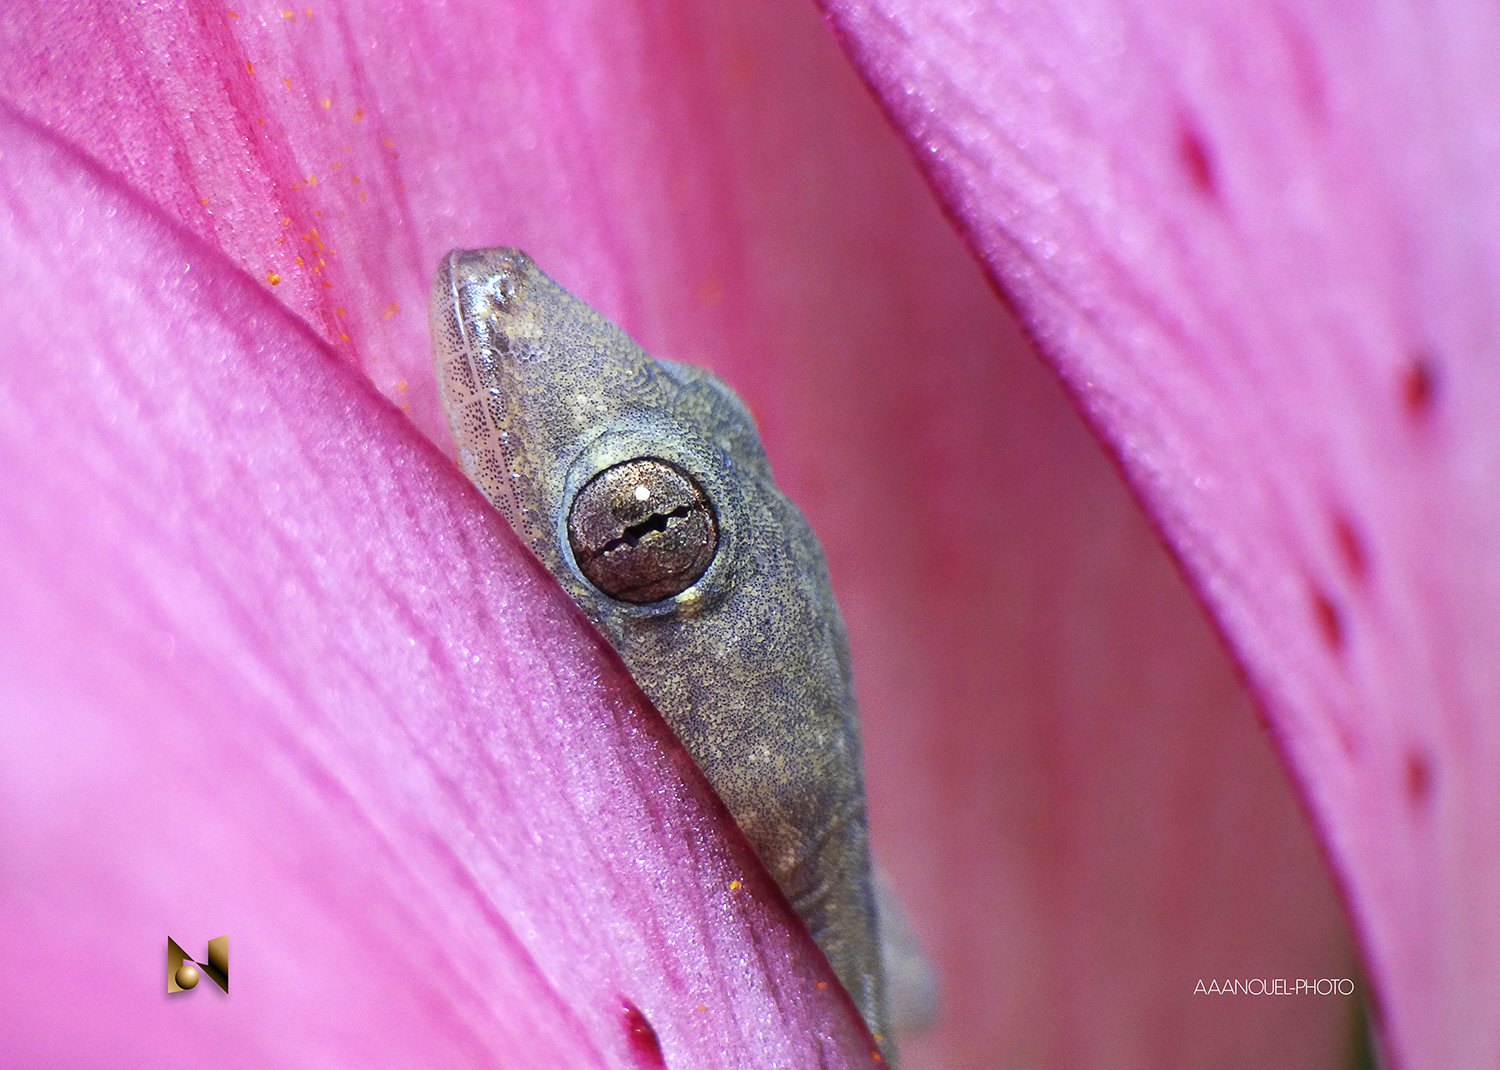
[168,935,228,994]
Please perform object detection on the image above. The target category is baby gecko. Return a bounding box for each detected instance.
[430,248,925,1064]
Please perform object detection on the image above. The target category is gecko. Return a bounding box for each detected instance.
[429,247,918,1064]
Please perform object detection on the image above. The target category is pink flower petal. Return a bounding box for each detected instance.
[2,3,1363,1066]
[818,0,1500,1065]
[0,107,882,1068]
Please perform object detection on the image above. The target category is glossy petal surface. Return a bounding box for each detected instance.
[0,108,880,1068]
[818,0,1500,1066]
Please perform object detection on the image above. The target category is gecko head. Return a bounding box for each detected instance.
[431,247,773,620]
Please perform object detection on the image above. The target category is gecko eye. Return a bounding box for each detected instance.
[566,458,719,603]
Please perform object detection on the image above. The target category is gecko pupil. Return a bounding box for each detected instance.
[567,458,718,603]
[606,505,694,552]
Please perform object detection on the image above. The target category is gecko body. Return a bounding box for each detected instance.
[430,248,892,1060]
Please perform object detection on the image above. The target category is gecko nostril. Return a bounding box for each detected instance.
[568,458,718,603]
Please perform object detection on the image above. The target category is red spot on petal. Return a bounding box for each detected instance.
[1405,750,1433,810]
[1402,354,1436,418]
[1311,587,1343,651]
[621,999,664,1067]
[1178,125,1216,199]
[1332,513,1368,583]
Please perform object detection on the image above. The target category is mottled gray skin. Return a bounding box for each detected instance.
[430,248,891,1059]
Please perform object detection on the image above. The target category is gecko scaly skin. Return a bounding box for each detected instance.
[430,248,893,1061]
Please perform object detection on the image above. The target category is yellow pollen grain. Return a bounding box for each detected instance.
[200,197,209,204]
[281,216,291,226]
[281,9,293,17]
[359,190,367,202]
[227,9,238,17]
[245,60,255,74]
[331,160,341,170]
[695,1004,707,1012]
[816,981,827,990]
[728,878,740,889]
[335,307,346,316]
[308,173,317,186]
[322,97,331,109]
[339,331,349,340]
[295,256,304,266]
[323,280,333,288]
[382,301,400,319]
[352,107,364,121]
[266,270,281,285]
[256,117,266,125]
[283,76,292,89]
[395,380,408,392]
[350,174,359,184]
